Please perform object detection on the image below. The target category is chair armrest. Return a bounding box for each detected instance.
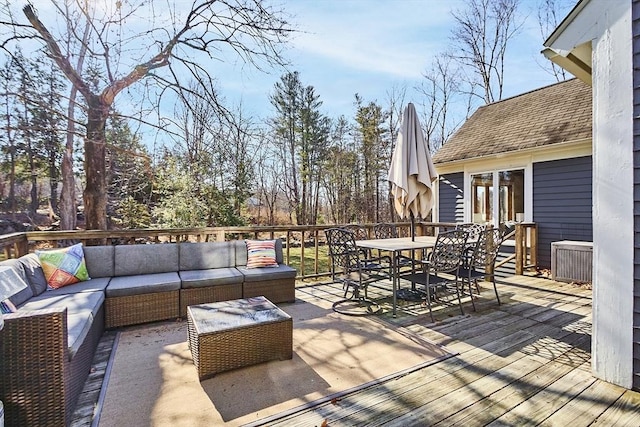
[0,307,69,427]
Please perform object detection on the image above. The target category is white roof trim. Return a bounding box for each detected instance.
[435,138,592,174]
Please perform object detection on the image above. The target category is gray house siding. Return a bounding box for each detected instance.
[438,173,464,223]
[632,0,640,391]
[533,156,593,269]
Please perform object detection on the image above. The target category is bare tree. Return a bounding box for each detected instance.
[384,84,406,221]
[450,0,523,104]
[536,0,571,81]
[417,53,463,153]
[254,140,282,225]
[60,0,92,230]
[1,1,292,230]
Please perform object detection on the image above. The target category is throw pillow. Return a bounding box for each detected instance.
[245,240,279,268]
[36,243,91,289]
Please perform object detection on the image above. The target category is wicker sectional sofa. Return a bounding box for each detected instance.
[0,239,296,427]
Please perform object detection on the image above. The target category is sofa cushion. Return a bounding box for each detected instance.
[179,242,236,270]
[23,290,104,319]
[106,272,181,297]
[36,243,90,289]
[179,267,244,289]
[0,260,32,306]
[235,239,284,266]
[44,276,110,296]
[18,253,48,295]
[67,311,94,359]
[237,264,297,282]
[83,245,115,278]
[114,244,179,276]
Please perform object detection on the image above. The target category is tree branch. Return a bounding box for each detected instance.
[22,5,93,101]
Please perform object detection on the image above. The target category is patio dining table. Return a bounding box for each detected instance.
[355,236,437,316]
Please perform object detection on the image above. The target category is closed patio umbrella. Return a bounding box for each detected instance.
[388,102,437,240]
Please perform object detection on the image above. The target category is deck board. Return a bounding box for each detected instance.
[72,276,640,427]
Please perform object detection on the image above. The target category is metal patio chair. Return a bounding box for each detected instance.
[325,227,387,315]
[373,222,414,270]
[343,224,392,277]
[416,229,469,322]
[457,227,503,311]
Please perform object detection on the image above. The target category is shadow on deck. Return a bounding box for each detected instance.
[73,275,640,427]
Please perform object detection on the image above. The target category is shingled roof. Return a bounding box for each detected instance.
[432,78,592,164]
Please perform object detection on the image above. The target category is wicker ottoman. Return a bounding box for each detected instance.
[186,296,293,380]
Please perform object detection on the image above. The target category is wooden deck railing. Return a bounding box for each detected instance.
[0,221,537,280]
[494,222,538,274]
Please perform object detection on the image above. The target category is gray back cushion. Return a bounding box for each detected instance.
[114,243,179,276]
[234,239,284,267]
[83,245,115,278]
[179,242,236,270]
[18,253,48,296]
[0,259,33,305]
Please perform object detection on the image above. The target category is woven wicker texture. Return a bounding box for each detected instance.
[0,309,67,427]
[179,284,242,317]
[187,300,292,381]
[105,290,179,328]
[242,278,295,303]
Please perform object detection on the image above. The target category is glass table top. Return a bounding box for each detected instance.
[187,296,291,334]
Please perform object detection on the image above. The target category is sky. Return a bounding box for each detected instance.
[214,0,576,121]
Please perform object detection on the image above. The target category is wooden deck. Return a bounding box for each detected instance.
[72,275,640,426]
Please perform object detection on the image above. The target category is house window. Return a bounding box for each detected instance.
[471,173,493,223]
[499,170,524,224]
[471,169,524,226]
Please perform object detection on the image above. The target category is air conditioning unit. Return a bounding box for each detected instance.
[551,240,593,283]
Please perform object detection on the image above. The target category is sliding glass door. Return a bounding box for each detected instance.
[471,169,524,226]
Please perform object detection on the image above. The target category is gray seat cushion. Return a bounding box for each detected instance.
[106,272,181,297]
[67,311,95,359]
[114,244,179,276]
[83,245,115,278]
[237,264,297,282]
[179,267,243,289]
[43,277,110,295]
[23,290,104,318]
[179,242,237,270]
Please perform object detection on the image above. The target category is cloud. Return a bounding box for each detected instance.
[284,0,459,79]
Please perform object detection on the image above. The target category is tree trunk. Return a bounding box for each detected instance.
[27,142,38,217]
[59,142,76,229]
[83,96,108,230]
[48,148,59,215]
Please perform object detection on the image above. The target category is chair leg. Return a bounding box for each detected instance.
[425,288,434,322]
[424,275,434,322]
[454,279,464,316]
[493,278,501,305]
[467,279,476,311]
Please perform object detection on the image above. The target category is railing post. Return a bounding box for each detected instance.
[515,223,523,275]
[486,224,495,278]
[529,224,537,269]
[16,235,28,257]
[314,229,319,275]
[285,231,291,265]
[300,230,305,277]
[215,230,225,242]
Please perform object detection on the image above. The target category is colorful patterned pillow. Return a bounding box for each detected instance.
[36,243,91,289]
[245,240,279,268]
